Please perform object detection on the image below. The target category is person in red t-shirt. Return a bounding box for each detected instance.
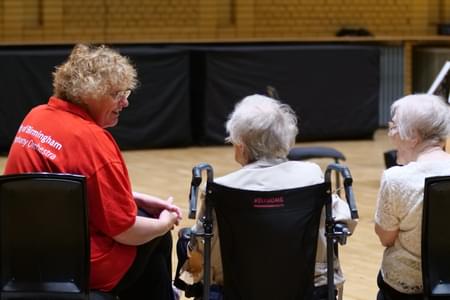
[4,44,182,300]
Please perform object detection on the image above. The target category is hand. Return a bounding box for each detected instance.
[133,192,182,220]
[159,209,180,230]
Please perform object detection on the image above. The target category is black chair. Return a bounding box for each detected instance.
[383,150,399,169]
[422,175,450,299]
[188,163,358,300]
[288,146,346,163]
[288,146,346,197]
[0,173,116,300]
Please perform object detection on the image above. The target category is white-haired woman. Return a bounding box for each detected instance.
[4,44,181,300]
[375,94,450,300]
[176,94,355,300]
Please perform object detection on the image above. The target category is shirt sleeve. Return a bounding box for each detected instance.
[332,194,357,233]
[87,162,137,237]
[374,171,400,231]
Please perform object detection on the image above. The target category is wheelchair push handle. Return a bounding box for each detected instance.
[345,185,359,219]
[188,185,199,219]
[325,163,352,184]
[325,163,359,219]
[188,163,214,219]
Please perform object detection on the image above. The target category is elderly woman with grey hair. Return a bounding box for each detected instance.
[375,94,450,300]
[175,94,355,300]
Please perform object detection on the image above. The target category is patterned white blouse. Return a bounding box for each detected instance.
[375,159,450,294]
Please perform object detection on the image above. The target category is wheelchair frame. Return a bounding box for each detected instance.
[188,162,358,300]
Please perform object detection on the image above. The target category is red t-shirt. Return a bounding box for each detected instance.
[4,97,137,291]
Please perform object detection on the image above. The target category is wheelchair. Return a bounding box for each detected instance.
[175,160,358,300]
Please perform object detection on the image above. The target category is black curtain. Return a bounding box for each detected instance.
[197,45,379,144]
[0,46,71,153]
[107,46,192,149]
[0,44,379,153]
[0,46,192,153]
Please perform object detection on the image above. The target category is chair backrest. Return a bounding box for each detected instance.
[422,175,450,298]
[209,181,328,300]
[383,149,399,169]
[288,146,346,163]
[0,173,89,299]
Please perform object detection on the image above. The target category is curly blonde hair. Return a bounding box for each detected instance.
[53,44,138,103]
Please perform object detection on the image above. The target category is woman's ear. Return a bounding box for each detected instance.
[234,143,248,166]
[407,138,419,150]
[408,130,421,149]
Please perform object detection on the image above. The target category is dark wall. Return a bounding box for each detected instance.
[107,47,192,149]
[0,44,379,153]
[0,47,70,153]
[195,45,379,144]
[0,46,192,152]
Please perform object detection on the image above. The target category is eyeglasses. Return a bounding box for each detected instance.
[111,90,131,102]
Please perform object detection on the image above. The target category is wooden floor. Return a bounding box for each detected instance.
[0,129,392,300]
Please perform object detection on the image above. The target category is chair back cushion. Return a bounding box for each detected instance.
[209,182,327,300]
[422,175,450,297]
[0,173,89,299]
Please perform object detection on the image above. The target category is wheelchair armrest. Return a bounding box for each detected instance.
[333,222,352,246]
[178,227,201,252]
[178,227,193,240]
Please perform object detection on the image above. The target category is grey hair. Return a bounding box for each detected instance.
[225,94,298,161]
[391,94,450,147]
[53,44,138,104]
